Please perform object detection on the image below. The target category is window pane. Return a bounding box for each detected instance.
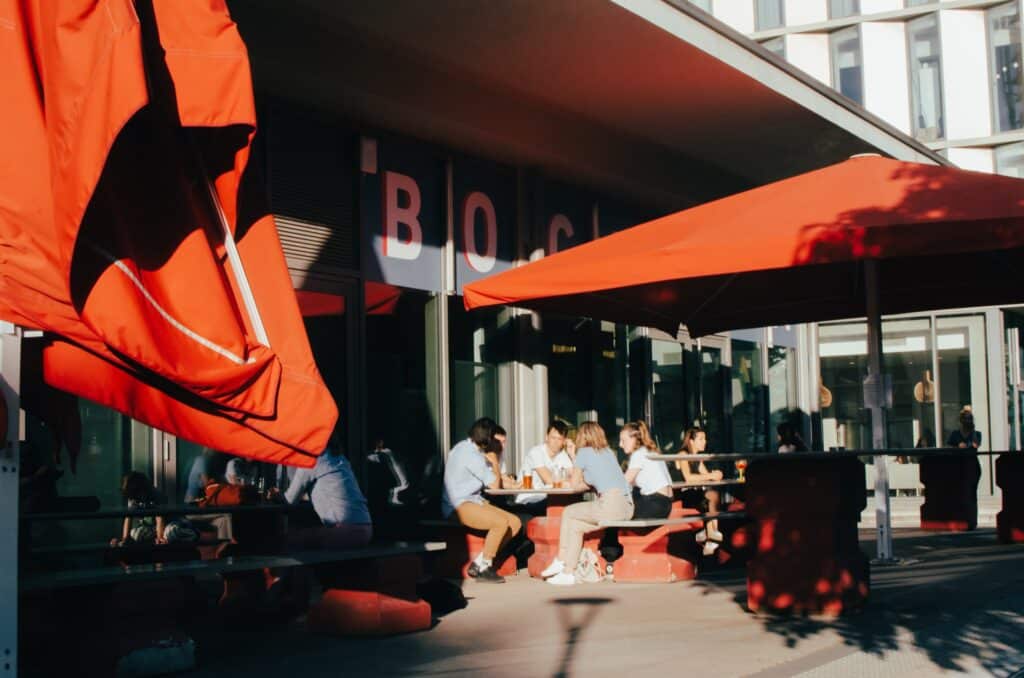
[689,0,713,12]
[989,2,1024,133]
[755,0,784,30]
[908,15,945,141]
[732,338,767,453]
[449,298,507,454]
[830,0,860,19]
[831,28,864,105]
[995,141,1024,177]
[762,37,786,57]
[906,0,932,6]
[651,339,687,452]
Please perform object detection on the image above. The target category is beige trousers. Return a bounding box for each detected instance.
[455,501,522,560]
[558,489,634,569]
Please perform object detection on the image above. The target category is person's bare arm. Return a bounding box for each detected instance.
[112,516,131,546]
[483,452,503,489]
[155,516,167,544]
[624,468,640,486]
[535,466,554,485]
[570,467,588,491]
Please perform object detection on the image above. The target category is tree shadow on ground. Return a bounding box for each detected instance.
[692,529,1024,676]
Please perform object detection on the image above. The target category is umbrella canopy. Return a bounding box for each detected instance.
[463,156,1024,336]
[0,0,336,467]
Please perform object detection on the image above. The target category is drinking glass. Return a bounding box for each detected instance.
[735,459,748,482]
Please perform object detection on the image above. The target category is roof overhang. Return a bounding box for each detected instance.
[228,0,946,210]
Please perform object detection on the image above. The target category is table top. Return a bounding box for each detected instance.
[649,448,1008,462]
[485,487,582,496]
[670,479,743,488]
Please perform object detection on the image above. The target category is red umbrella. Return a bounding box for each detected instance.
[464,155,1024,337]
[465,154,1024,560]
[0,1,336,467]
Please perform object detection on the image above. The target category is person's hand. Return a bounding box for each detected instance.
[109,538,121,547]
[710,470,724,481]
[565,440,576,458]
[958,442,967,448]
[502,474,520,488]
[155,536,168,545]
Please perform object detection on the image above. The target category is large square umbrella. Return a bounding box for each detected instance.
[464,154,1024,560]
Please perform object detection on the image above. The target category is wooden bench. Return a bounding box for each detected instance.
[598,510,747,582]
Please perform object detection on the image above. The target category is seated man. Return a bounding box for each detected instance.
[514,421,575,516]
[282,435,373,549]
[442,417,521,583]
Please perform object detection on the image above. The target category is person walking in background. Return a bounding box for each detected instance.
[442,417,521,583]
[948,405,982,450]
[541,421,634,587]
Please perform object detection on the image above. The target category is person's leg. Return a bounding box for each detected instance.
[705,489,722,541]
[455,502,517,561]
[633,491,671,520]
[557,500,602,570]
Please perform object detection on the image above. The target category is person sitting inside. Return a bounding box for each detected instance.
[675,427,724,556]
[621,421,673,519]
[442,417,521,583]
[199,458,259,508]
[541,421,634,587]
[776,422,808,453]
[280,434,373,549]
[513,421,576,516]
[112,472,196,546]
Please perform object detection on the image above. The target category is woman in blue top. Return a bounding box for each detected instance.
[542,421,634,586]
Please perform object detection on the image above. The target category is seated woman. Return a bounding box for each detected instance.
[112,472,196,546]
[282,433,373,549]
[621,421,673,519]
[442,417,521,583]
[541,421,634,586]
[675,427,724,555]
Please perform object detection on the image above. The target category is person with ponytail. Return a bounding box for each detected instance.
[677,427,724,555]
[621,421,673,519]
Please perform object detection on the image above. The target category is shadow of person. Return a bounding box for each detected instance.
[550,597,614,678]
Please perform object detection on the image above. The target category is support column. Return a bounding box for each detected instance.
[1,324,22,677]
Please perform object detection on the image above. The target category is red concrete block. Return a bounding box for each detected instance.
[744,457,868,615]
[919,455,981,532]
[317,554,423,598]
[526,518,607,578]
[307,590,432,636]
[430,525,517,579]
[996,454,1024,544]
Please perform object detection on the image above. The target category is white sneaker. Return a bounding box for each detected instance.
[547,572,577,586]
[540,559,565,578]
[707,529,724,543]
[703,541,720,557]
[695,529,708,543]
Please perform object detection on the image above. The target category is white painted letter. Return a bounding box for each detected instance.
[547,214,574,254]
[382,171,423,260]
[461,191,497,273]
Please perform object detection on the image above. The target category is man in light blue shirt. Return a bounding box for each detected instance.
[283,444,373,548]
[441,418,520,583]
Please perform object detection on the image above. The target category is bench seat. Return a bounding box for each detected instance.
[418,520,518,578]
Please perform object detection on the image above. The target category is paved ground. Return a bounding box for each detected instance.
[859,496,1001,529]
[189,527,1024,678]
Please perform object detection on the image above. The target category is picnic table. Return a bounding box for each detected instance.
[484,487,583,518]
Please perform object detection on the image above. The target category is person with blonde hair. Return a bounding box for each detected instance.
[677,426,724,555]
[541,421,634,586]
[621,421,673,519]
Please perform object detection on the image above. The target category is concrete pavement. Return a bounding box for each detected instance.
[189,527,1024,677]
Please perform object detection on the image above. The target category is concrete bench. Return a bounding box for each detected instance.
[598,510,747,582]
[418,519,518,578]
[21,540,446,674]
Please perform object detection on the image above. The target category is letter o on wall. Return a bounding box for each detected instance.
[461,191,497,273]
[547,214,574,255]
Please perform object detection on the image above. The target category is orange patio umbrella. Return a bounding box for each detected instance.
[464,154,1024,561]
[0,0,336,467]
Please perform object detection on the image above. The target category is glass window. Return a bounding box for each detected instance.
[544,316,630,453]
[651,338,688,452]
[697,343,729,454]
[831,27,864,105]
[768,327,801,450]
[365,288,439,496]
[908,15,945,141]
[989,2,1024,133]
[936,315,990,452]
[995,141,1024,177]
[830,0,860,19]
[449,298,509,453]
[755,0,785,31]
[762,37,786,58]
[906,0,932,6]
[731,338,767,453]
[689,0,713,12]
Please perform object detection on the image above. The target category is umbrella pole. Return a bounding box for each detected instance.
[865,260,897,563]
